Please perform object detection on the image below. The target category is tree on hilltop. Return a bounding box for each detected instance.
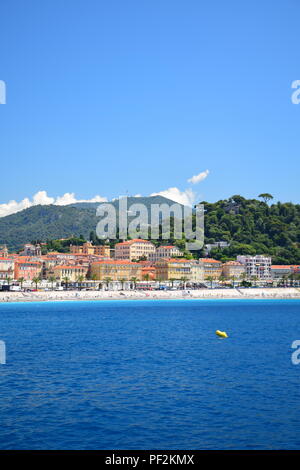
[258,193,274,204]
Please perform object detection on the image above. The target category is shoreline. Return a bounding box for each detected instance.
[0,287,300,303]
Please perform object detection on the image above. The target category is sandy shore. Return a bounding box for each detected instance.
[0,287,300,303]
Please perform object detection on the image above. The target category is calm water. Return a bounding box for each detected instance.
[0,299,299,450]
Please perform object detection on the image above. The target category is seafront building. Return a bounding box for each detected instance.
[42,251,110,279]
[199,258,223,279]
[155,259,204,282]
[52,265,88,282]
[141,264,156,280]
[271,265,300,280]
[237,255,272,280]
[0,258,14,280]
[0,241,288,288]
[222,261,245,279]
[90,260,142,281]
[114,239,156,261]
[14,258,43,281]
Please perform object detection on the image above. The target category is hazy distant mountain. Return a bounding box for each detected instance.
[0,196,185,250]
[68,195,185,211]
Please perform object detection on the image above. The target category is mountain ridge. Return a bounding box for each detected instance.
[0,194,299,265]
[0,196,185,250]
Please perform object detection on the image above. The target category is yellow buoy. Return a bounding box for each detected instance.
[216,330,228,338]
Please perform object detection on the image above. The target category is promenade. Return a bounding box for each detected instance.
[0,287,300,303]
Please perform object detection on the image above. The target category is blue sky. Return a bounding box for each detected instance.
[0,0,299,215]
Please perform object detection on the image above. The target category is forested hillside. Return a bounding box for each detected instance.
[201,195,300,264]
[0,194,299,264]
[0,195,182,251]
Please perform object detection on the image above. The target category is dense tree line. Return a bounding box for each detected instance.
[198,195,300,264]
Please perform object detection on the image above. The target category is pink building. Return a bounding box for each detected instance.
[14,259,42,281]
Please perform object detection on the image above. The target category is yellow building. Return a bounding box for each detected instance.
[222,261,245,279]
[52,265,88,281]
[70,242,110,257]
[155,259,204,282]
[90,260,142,281]
[114,239,156,261]
[199,258,223,279]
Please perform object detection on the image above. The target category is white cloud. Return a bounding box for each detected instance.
[54,192,107,206]
[0,191,107,217]
[0,183,202,218]
[32,190,55,205]
[187,169,209,185]
[0,198,32,218]
[150,187,196,206]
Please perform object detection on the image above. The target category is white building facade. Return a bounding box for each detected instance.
[237,255,272,280]
[149,245,183,262]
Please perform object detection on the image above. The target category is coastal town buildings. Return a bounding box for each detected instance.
[149,245,183,262]
[114,239,156,261]
[0,240,286,289]
[90,260,142,281]
[0,258,14,280]
[52,265,88,282]
[20,243,42,257]
[155,259,204,282]
[222,261,245,279]
[271,265,300,280]
[294,266,300,275]
[237,255,272,280]
[70,241,110,257]
[141,265,156,280]
[14,259,42,281]
[199,258,223,279]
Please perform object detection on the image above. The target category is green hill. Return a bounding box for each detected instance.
[0,196,183,251]
[200,195,300,264]
[0,194,299,264]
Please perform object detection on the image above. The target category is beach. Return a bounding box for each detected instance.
[0,287,299,303]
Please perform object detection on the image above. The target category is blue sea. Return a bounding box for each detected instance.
[0,299,299,450]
